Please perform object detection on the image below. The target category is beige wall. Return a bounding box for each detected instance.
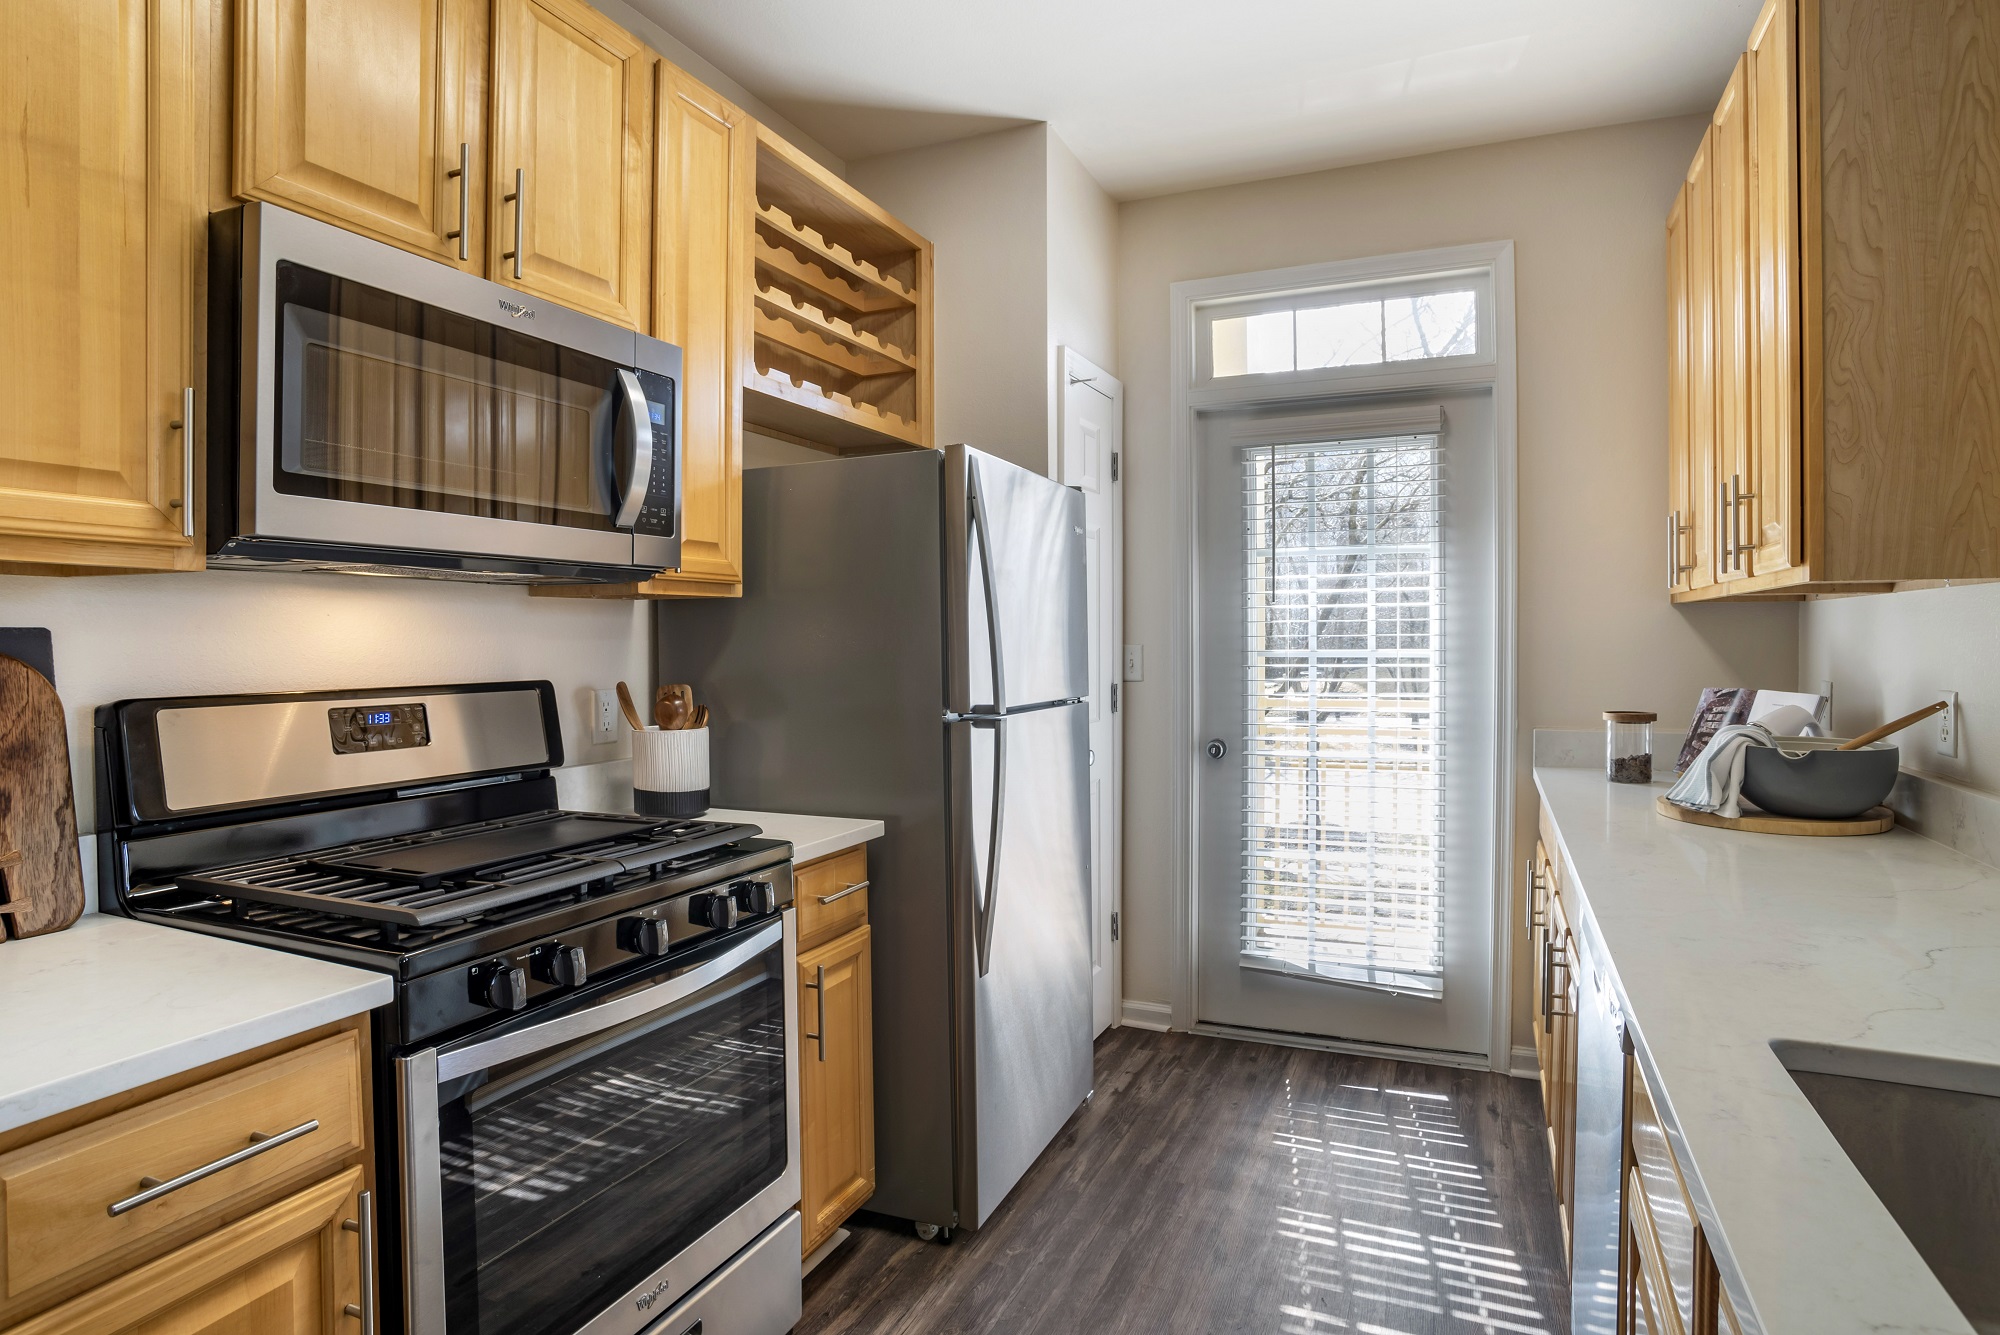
[1114,116,1801,1054]
[1801,586,2000,793]
[1047,128,1121,428]
[0,571,650,835]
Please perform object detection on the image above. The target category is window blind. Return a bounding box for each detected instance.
[1238,433,1445,997]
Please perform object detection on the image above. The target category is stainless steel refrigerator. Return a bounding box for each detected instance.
[656,444,1092,1236]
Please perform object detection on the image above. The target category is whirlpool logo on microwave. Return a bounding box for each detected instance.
[634,1277,673,1312]
[497,298,537,320]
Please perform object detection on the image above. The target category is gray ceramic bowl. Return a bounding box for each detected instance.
[1740,737,1899,820]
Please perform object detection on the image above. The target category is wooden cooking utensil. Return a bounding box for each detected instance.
[654,686,688,731]
[692,704,709,729]
[1838,701,1949,751]
[614,681,645,732]
[0,654,86,941]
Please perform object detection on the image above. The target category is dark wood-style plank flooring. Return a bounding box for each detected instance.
[798,1026,1567,1335]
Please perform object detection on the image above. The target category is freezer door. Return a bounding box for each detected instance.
[950,701,1093,1227]
[946,446,1089,714]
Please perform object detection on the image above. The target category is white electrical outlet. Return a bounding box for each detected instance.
[1936,690,1960,758]
[592,688,619,745]
[1123,645,1144,682]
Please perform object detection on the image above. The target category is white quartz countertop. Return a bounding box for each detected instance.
[704,809,882,865]
[1535,766,2000,1335]
[0,915,392,1136]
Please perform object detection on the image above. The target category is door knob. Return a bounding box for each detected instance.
[1206,738,1227,759]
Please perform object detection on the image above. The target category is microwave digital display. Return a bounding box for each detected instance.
[329,703,430,754]
[648,401,667,425]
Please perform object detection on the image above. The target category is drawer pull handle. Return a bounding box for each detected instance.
[817,879,869,905]
[107,1118,320,1217]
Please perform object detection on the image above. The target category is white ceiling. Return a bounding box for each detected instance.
[628,0,1759,198]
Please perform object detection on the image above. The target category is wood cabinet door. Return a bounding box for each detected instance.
[1683,132,1722,589]
[7,1169,367,1335]
[1666,187,1698,595]
[0,0,202,572]
[1748,0,1802,578]
[235,0,485,266]
[646,64,748,592]
[489,0,652,329]
[798,925,874,1256]
[1711,57,1757,584]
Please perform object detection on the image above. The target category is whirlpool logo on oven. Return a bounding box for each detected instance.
[497,298,537,320]
[635,1277,673,1312]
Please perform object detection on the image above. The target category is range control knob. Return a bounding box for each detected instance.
[531,943,589,988]
[698,892,740,931]
[471,962,528,1012]
[618,915,672,958]
[733,879,779,917]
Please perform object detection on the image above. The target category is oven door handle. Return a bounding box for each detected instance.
[610,367,652,531]
[436,920,781,1081]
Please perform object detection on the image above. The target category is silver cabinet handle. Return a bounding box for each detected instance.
[167,386,194,538]
[502,167,523,279]
[802,963,826,1062]
[1667,509,1692,589]
[817,880,868,905]
[445,141,469,261]
[1731,472,1757,572]
[107,1118,320,1216]
[342,1188,377,1334]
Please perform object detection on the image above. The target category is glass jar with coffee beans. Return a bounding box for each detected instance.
[1605,711,1657,784]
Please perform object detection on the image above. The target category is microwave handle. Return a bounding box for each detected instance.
[611,367,651,531]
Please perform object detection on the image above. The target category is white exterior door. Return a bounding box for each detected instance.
[1059,348,1124,1036]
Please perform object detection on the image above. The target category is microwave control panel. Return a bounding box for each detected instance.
[634,370,676,537]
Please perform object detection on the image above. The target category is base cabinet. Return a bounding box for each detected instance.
[7,1169,368,1335]
[794,848,876,1259]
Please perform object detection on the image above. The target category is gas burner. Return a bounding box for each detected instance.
[172,811,759,931]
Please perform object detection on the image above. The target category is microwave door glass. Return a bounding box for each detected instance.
[274,261,623,532]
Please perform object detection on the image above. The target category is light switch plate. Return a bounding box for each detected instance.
[1123,645,1144,682]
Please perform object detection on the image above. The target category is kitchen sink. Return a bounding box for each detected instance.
[1774,1041,2000,1334]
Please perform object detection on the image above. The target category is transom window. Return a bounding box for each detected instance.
[1196,271,1492,386]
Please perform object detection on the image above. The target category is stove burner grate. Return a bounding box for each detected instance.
[176,812,758,929]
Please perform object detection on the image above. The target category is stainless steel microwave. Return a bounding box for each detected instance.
[207,203,681,583]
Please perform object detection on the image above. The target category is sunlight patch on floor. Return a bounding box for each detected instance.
[1272,1079,1553,1335]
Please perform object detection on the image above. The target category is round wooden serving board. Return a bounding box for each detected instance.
[1654,794,1894,837]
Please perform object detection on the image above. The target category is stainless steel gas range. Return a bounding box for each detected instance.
[95,681,802,1335]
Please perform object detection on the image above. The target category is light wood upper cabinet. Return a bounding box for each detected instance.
[1747,0,1800,579]
[235,0,486,266]
[1709,58,1755,589]
[489,0,653,330]
[644,64,750,593]
[1668,0,2000,600]
[0,0,204,573]
[6,1169,368,1335]
[798,923,875,1258]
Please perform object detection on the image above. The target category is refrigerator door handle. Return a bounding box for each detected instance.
[966,457,1007,714]
[974,714,1006,978]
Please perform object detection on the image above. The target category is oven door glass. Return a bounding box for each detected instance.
[434,926,788,1335]
[274,260,622,531]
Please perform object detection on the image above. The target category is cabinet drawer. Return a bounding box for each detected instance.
[0,1031,366,1301]
[796,848,869,951]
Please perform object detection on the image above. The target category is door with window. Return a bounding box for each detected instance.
[1194,392,1497,1055]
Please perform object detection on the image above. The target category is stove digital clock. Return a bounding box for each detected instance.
[328,702,431,754]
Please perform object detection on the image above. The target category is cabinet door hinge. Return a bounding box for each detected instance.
[1110,451,1120,482]
[1110,682,1119,713]
[1110,911,1120,942]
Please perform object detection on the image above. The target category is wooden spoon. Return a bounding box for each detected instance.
[1839,700,1949,751]
[691,704,709,729]
[614,681,645,732]
[673,684,695,729]
[654,686,687,731]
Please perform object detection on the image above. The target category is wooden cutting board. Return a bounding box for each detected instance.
[1655,794,1894,837]
[0,654,85,939]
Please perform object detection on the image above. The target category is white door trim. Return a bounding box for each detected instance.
[1166,241,1519,1072]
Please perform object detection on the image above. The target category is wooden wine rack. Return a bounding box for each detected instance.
[744,128,932,453]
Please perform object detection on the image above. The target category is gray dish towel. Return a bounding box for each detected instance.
[1664,723,1808,818]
